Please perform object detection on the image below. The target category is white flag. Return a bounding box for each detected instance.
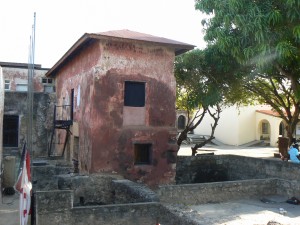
[15,150,32,225]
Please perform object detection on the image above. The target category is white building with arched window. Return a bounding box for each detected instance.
[193,104,293,147]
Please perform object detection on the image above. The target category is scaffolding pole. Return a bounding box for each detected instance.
[27,12,36,157]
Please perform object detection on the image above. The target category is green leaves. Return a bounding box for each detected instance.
[197,0,300,66]
[276,41,298,59]
[175,47,243,111]
[268,9,282,25]
[293,25,300,40]
[195,0,300,140]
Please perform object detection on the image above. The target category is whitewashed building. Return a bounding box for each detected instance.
[193,105,294,147]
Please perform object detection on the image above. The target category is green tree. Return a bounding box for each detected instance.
[196,0,300,144]
[175,47,243,155]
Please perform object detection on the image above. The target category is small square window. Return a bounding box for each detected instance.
[42,78,53,84]
[4,80,10,90]
[124,81,145,107]
[134,143,152,165]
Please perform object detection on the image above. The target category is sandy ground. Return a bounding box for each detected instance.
[178,144,279,159]
[171,197,300,225]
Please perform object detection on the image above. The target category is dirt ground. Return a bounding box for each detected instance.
[0,194,19,225]
[168,196,300,225]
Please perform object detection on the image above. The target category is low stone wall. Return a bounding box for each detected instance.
[158,178,298,205]
[112,179,159,204]
[176,155,229,184]
[226,155,300,181]
[57,174,117,206]
[176,155,300,184]
[32,165,73,190]
[36,190,73,214]
[35,191,198,225]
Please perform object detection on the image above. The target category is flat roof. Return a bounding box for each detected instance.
[0,61,49,70]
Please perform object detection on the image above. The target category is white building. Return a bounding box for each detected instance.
[191,105,294,147]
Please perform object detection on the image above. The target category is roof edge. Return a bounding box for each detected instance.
[0,61,49,70]
[46,33,90,77]
[46,31,194,77]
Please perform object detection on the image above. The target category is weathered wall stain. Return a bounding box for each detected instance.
[52,35,184,186]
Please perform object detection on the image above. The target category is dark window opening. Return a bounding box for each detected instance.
[134,143,152,165]
[71,89,74,121]
[279,122,284,136]
[3,115,19,147]
[177,115,186,130]
[42,78,53,84]
[4,80,10,90]
[262,122,269,134]
[124,81,145,107]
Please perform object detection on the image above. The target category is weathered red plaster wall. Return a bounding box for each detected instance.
[54,40,101,170]
[55,38,178,186]
[2,67,48,92]
[90,73,177,186]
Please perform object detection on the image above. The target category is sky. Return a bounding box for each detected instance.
[0,0,208,68]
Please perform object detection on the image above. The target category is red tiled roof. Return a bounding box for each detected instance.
[96,29,194,48]
[256,110,282,117]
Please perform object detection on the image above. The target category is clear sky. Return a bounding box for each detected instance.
[0,0,207,68]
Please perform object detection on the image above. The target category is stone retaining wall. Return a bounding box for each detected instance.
[35,191,197,225]
[158,178,298,205]
[176,155,300,184]
[32,165,73,190]
[112,179,159,204]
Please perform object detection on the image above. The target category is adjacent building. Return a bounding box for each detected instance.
[194,104,291,147]
[1,62,53,157]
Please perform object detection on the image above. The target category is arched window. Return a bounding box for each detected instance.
[279,121,284,136]
[261,121,270,134]
[177,115,186,130]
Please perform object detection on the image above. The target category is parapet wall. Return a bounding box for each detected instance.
[34,172,196,225]
[158,178,298,205]
[176,155,300,185]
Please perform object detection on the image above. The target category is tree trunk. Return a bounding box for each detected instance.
[191,105,221,156]
[177,129,188,147]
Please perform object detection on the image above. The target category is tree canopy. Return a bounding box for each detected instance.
[195,0,300,142]
[175,46,244,111]
[175,46,244,154]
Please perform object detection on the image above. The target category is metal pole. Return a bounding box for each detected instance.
[27,12,36,157]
